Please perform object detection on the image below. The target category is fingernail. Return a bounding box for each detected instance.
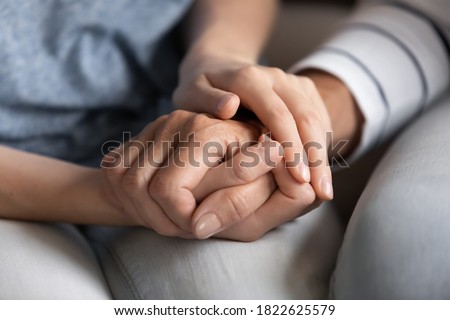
[321,177,334,199]
[299,163,310,183]
[195,213,222,239]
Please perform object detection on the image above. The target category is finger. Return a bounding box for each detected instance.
[125,163,193,238]
[102,116,165,227]
[173,75,240,120]
[125,159,192,238]
[192,137,282,201]
[299,122,333,200]
[275,78,333,200]
[123,114,180,200]
[208,67,310,183]
[217,160,319,241]
[126,183,193,238]
[192,173,276,239]
[102,118,163,188]
[121,115,188,235]
[102,134,149,226]
[150,121,258,231]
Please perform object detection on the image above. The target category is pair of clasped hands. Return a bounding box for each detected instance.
[102,59,333,242]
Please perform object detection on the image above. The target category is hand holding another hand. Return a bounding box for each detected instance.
[100,110,321,241]
[192,134,320,242]
[174,59,334,201]
[100,110,278,238]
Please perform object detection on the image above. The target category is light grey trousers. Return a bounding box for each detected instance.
[1,94,449,299]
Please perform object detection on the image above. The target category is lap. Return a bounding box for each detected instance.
[333,94,450,299]
[87,203,344,299]
[0,219,111,299]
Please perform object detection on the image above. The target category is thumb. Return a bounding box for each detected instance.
[192,174,276,239]
[173,76,240,119]
[191,137,282,239]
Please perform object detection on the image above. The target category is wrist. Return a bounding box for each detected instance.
[64,169,134,226]
[300,69,364,158]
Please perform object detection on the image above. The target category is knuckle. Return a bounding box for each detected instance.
[153,115,170,134]
[149,175,172,200]
[154,120,175,142]
[187,118,222,144]
[282,181,316,203]
[267,105,292,124]
[298,112,322,129]
[191,112,210,128]
[299,75,316,90]
[171,196,195,222]
[170,109,190,120]
[269,67,285,78]
[236,65,260,81]
[122,172,146,194]
[187,113,214,133]
[155,114,169,124]
[287,73,299,83]
[232,162,255,183]
[224,191,250,221]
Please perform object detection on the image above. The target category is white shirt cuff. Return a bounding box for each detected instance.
[289,48,387,162]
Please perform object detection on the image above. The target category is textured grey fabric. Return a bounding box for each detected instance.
[87,203,344,299]
[333,93,450,299]
[0,220,111,299]
[0,0,191,165]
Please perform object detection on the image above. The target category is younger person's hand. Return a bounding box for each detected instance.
[174,61,333,201]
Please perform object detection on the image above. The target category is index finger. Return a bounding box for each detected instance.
[209,68,310,184]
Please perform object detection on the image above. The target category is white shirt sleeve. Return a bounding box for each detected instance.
[289,1,450,161]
